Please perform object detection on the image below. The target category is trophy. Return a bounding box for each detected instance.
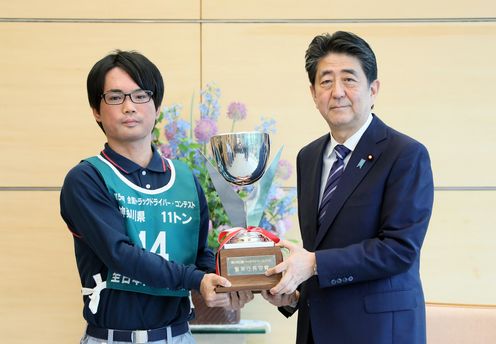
[205,132,284,292]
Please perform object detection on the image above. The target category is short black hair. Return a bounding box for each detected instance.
[305,31,377,86]
[87,50,164,131]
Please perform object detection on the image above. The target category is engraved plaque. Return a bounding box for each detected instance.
[226,255,276,276]
[216,246,283,292]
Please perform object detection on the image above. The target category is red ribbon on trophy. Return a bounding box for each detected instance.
[215,226,280,275]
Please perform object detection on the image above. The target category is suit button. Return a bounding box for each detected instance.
[337,278,342,284]
[348,276,354,282]
[307,300,310,307]
[331,279,337,285]
[342,277,348,283]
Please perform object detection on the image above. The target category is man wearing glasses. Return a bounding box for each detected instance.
[60,50,251,344]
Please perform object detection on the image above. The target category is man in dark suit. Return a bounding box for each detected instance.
[263,31,434,343]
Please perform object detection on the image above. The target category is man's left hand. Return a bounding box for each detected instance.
[227,290,254,310]
[261,290,299,307]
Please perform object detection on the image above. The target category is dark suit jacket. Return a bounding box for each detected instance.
[292,115,433,344]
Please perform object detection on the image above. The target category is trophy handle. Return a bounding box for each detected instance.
[246,146,283,227]
[199,151,247,228]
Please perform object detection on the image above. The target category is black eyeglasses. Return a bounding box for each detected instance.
[101,90,154,105]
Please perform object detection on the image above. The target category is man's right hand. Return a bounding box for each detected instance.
[199,273,231,307]
[265,240,315,296]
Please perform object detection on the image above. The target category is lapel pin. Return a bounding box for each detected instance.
[367,154,374,161]
[357,159,366,169]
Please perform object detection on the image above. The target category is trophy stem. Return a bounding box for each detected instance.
[245,146,283,227]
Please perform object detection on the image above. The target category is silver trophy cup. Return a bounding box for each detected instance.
[207,131,282,228]
[207,131,284,292]
[210,132,270,186]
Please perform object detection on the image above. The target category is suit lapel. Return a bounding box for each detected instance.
[301,134,329,247]
[307,134,331,243]
[313,116,388,249]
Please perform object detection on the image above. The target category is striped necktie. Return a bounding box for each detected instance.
[318,144,351,226]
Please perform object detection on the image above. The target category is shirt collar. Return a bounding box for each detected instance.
[101,143,166,174]
[326,113,374,158]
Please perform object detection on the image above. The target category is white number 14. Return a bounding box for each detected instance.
[138,231,169,260]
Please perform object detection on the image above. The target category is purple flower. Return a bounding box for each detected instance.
[255,117,277,134]
[276,159,293,180]
[259,218,272,231]
[194,117,218,144]
[226,102,247,121]
[164,122,178,141]
[267,185,278,201]
[158,144,173,158]
[162,104,189,144]
[275,218,292,237]
[200,84,221,119]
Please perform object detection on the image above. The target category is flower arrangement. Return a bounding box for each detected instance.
[153,83,296,251]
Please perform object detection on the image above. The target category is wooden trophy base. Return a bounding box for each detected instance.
[216,246,283,292]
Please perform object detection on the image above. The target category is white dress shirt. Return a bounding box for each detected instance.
[319,113,373,205]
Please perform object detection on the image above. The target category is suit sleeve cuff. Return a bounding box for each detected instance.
[278,304,298,318]
[190,269,206,291]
